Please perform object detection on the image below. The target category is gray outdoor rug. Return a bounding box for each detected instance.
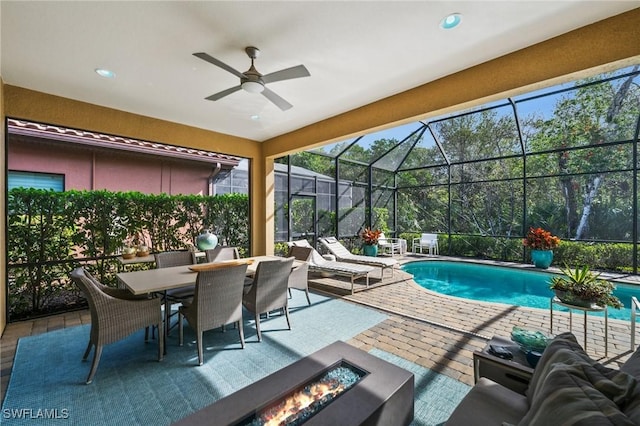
[2,291,469,425]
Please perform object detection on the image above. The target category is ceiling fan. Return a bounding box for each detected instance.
[193,46,310,111]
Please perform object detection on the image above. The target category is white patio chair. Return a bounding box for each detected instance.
[413,233,439,255]
[378,233,406,256]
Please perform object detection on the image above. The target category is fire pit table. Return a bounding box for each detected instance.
[173,340,414,426]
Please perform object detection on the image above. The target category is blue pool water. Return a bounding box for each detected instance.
[402,261,640,321]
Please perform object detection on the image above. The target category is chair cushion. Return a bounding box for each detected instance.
[521,332,637,426]
[166,285,195,300]
[312,260,374,274]
[445,378,528,426]
[291,240,338,268]
[102,287,150,300]
[290,239,375,276]
[526,332,594,404]
[620,346,640,424]
[322,239,353,258]
[517,360,636,425]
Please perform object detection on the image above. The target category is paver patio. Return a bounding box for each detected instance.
[2,254,638,406]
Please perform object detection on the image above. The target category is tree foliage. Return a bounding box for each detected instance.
[281,65,640,271]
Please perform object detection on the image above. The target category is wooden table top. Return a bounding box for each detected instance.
[116,256,301,295]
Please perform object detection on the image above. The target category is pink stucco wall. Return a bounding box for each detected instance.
[8,136,213,195]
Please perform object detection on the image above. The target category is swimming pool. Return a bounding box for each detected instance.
[401,260,640,321]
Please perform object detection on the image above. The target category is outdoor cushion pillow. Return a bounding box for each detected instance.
[102,286,151,301]
[518,359,637,426]
[621,345,640,379]
[526,332,595,404]
[620,346,640,424]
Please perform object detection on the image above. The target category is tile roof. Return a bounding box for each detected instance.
[7,119,242,166]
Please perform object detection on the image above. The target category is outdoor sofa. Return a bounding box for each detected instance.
[446,332,640,425]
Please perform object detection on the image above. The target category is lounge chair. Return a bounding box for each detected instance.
[288,240,374,294]
[318,237,398,279]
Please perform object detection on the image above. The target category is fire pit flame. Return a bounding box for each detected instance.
[248,363,365,426]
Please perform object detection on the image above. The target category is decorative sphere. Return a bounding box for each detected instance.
[196,230,218,250]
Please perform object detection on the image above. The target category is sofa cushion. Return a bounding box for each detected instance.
[518,358,637,426]
[620,346,640,424]
[526,332,595,404]
[445,377,528,426]
[620,388,640,425]
[621,346,640,380]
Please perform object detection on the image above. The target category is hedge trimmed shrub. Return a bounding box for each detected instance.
[7,188,249,320]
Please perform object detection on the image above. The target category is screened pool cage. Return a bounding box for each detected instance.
[274,64,640,274]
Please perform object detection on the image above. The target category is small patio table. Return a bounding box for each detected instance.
[550,296,608,356]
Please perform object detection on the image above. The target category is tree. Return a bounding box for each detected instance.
[528,66,640,239]
[433,109,522,236]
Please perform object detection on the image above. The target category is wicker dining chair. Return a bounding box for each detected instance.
[178,263,249,365]
[70,267,163,384]
[204,246,240,263]
[242,257,295,342]
[286,246,312,305]
[155,250,197,335]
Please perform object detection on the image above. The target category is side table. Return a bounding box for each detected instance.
[473,336,534,395]
[117,251,207,272]
[117,254,156,272]
[549,296,607,357]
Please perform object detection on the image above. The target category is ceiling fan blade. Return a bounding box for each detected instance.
[262,65,310,84]
[193,52,245,79]
[205,85,242,101]
[262,87,293,111]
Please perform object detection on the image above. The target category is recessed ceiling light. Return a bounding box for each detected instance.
[440,13,462,30]
[250,114,260,121]
[95,68,116,78]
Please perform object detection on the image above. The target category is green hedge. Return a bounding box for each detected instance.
[399,232,635,272]
[7,188,249,320]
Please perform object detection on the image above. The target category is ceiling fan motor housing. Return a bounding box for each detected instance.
[245,46,260,59]
[194,45,309,110]
[241,47,265,92]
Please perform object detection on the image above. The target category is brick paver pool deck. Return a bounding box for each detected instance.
[2,254,639,404]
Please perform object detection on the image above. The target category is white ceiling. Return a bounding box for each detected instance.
[1,1,637,142]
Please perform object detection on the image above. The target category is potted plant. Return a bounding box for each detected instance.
[522,227,560,269]
[360,227,381,257]
[550,264,623,309]
[121,246,137,259]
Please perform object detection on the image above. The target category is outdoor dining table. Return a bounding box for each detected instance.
[116,255,304,352]
[116,255,302,294]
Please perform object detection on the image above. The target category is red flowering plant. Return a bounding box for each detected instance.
[522,227,560,250]
[360,227,382,245]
